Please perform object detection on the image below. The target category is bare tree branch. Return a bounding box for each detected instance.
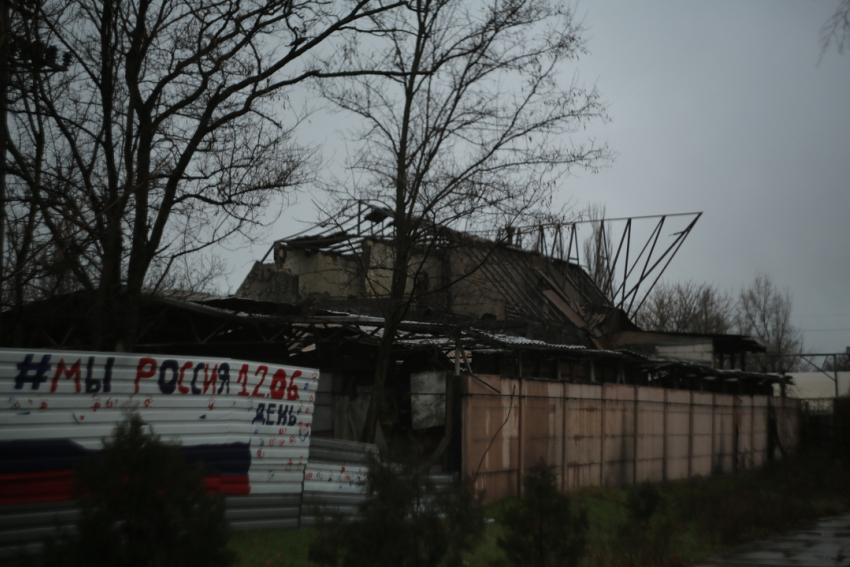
[2,0,406,348]
[315,0,611,442]
[633,280,734,335]
[821,0,850,59]
[735,274,804,374]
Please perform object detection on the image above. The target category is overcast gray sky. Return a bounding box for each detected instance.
[232,0,850,354]
[562,0,850,354]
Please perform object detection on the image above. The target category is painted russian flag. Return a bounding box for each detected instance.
[0,439,251,505]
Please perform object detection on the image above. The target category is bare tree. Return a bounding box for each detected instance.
[823,353,850,372]
[632,275,805,374]
[1,0,404,348]
[735,274,804,374]
[1,0,79,339]
[316,0,610,442]
[821,0,850,57]
[633,280,734,334]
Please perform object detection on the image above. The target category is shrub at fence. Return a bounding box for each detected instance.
[40,412,234,567]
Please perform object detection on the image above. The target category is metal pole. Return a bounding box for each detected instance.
[834,354,839,398]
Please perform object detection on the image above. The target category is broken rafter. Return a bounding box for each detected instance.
[201,322,228,344]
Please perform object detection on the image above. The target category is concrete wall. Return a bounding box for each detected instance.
[266,239,446,305]
[462,375,799,502]
[443,247,510,319]
[236,262,300,303]
[287,250,364,299]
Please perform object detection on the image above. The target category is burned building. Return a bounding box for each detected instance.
[236,202,764,370]
[238,203,648,348]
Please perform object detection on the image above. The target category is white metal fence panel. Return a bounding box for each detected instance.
[0,348,319,506]
[300,437,376,527]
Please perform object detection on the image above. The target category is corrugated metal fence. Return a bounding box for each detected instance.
[463,374,801,503]
[224,439,382,532]
[0,440,380,558]
[0,348,320,557]
[0,348,449,558]
[300,437,376,527]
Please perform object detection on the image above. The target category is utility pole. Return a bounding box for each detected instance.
[833,353,840,398]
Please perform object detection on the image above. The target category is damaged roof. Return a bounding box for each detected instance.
[263,201,615,337]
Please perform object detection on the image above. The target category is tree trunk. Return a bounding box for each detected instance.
[360,242,410,442]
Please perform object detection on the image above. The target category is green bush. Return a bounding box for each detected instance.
[834,397,850,463]
[624,483,661,523]
[678,459,825,547]
[41,412,233,567]
[617,483,676,567]
[497,462,587,567]
[308,454,484,567]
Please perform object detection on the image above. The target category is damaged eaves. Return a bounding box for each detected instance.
[168,294,788,393]
[1,289,789,395]
[647,359,788,386]
[263,203,398,259]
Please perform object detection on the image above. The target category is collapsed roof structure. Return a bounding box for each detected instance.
[236,202,768,371]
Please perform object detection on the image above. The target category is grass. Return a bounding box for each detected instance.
[229,451,850,567]
[229,529,316,567]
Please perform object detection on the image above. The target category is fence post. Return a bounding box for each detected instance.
[633,385,639,485]
[711,393,716,475]
[688,391,694,479]
[720,394,741,472]
[517,377,524,496]
[663,389,668,482]
[600,383,606,487]
[561,383,568,492]
[751,396,756,468]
